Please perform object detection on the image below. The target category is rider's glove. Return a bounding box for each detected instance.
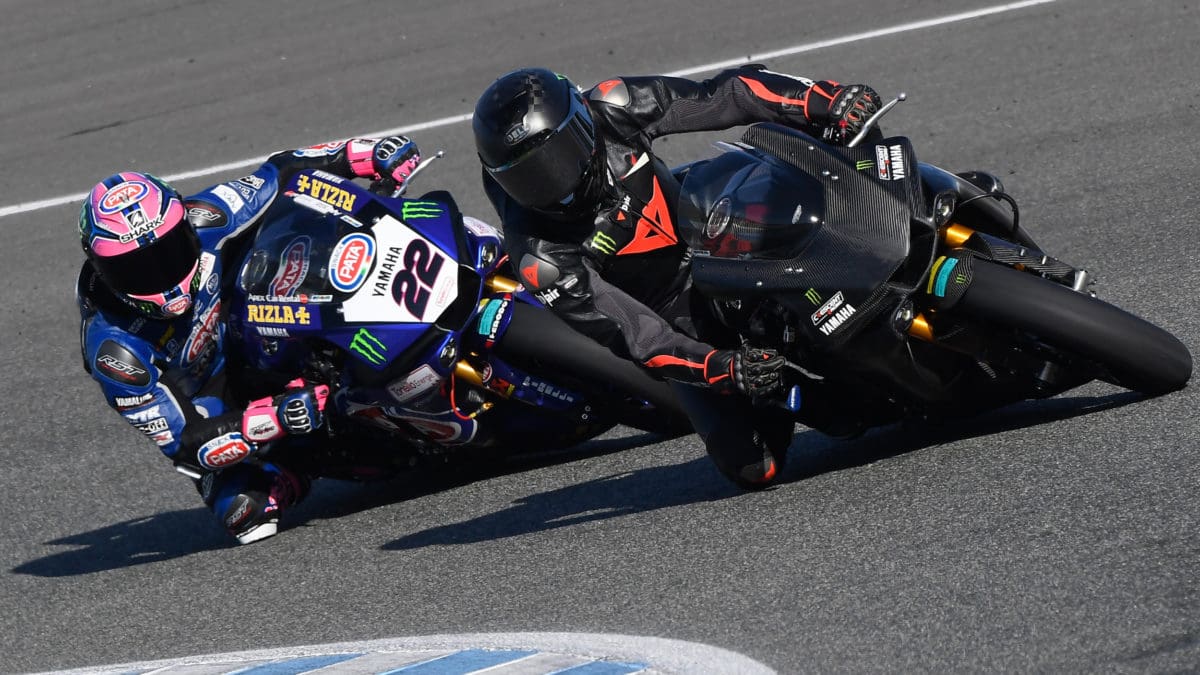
[371,135,421,194]
[241,379,330,443]
[805,82,882,146]
[582,195,636,266]
[703,346,787,400]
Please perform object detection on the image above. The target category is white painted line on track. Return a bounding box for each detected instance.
[1,0,1055,220]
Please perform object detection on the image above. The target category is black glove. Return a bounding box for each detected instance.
[704,346,787,400]
[582,194,636,266]
[371,135,422,194]
[807,83,882,145]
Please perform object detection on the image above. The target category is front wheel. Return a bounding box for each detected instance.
[954,260,1192,395]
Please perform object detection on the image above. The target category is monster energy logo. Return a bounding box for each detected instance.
[591,231,617,255]
[855,159,874,171]
[804,288,822,305]
[401,201,441,220]
[349,328,387,365]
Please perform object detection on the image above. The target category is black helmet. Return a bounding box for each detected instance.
[474,68,605,215]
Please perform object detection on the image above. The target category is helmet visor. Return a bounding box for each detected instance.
[92,224,201,296]
[485,107,596,209]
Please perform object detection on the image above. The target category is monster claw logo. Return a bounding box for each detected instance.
[804,288,822,305]
[855,159,874,171]
[349,328,388,365]
[401,201,442,220]
[590,231,617,255]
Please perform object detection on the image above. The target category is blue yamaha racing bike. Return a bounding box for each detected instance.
[228,163,688,480]
[674,95,1191,435]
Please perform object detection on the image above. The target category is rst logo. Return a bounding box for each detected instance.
[99,180,149,214]
[328,233,375,292]
[97,354,147,381]
[271,236,311,296]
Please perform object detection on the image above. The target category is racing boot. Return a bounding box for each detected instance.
[674,383,793,490]
[200,462,311,544]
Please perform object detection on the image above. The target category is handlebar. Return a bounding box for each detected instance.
[846,92,907,148]
[389,150,447,197]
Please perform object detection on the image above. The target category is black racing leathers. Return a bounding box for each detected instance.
[484,65,846,387]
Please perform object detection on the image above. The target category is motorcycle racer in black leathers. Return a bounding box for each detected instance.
[473,65,882,488]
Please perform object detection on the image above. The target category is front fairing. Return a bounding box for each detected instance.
[230,173,484,384]
[677,124,926,344]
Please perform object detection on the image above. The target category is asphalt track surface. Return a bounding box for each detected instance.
[2,0,1198,672]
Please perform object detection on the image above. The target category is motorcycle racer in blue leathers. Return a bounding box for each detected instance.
[76,136,421,544]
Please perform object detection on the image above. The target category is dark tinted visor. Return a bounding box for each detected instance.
[486,108,595,209]
[93,224,201,295]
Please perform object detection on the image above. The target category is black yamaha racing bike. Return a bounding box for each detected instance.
[675,95,1192,433]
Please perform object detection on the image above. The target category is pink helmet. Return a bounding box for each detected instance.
[79,172,201,318]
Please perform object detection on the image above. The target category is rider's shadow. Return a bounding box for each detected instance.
[11,509,234,577]
[780,390,1147,480]
[381,453,735,551]
[14,392,1143,574]
[383,390,1146,550]
[11,432,688,576]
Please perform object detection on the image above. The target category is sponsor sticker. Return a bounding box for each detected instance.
[874,144,908,181]
[198,432,254,470]
[211,184,245,212]
[270,236,312,296]
[810,291,857,337]
[183,300,221,365]
[295,173,357,212]
[243,414,282,443]
[386,364,442,403]
[521,375,576,404]
[96,354,148,384]
[339,214,457,324]
[811,291,846,325]
[245,303,315,326]
[293,141,343,157]
[238,175,265,189]
[187,203,224,224]
[534,287,560,306]
[477,297,509,346]
[348,328,388,366]
[114,393,154,409]
[117,209,166,243]
[328,233,375,293]
[163,295,191,316]
[98,181,149,215]
[461,216,499,239]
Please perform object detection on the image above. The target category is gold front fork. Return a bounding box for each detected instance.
[907,222,978,342]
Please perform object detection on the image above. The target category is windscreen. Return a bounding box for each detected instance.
[677,149,827,260]
[237,200,343,301]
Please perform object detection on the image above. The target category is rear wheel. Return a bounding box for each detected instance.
[955,261,1192,395]
[494,301,692,436]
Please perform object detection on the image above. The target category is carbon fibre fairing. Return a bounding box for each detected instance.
[679,123,928,345]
